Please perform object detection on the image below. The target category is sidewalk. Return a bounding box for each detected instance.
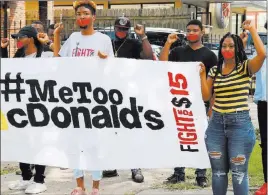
[1,166,234,195]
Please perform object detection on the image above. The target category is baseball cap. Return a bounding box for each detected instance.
[114,16,131,28]
[11,26,38,39]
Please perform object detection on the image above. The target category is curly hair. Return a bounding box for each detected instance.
[73,1,96,15]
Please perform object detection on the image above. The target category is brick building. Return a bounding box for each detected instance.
[1,1,54,56]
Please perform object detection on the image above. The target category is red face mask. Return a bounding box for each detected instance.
[222,51,235,59]
[186,34,199,42]
[115,31,127,39]
[17,41,24,49]
[76,18,91,27]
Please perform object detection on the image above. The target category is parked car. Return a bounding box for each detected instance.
[203,43,220,50]
[98,26,187,49]
[151,44,162,57]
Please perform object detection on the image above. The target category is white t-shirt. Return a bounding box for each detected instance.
[25,51,53,58]
[59,32,114,57]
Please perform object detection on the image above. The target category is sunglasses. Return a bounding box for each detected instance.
[115,26,129,32]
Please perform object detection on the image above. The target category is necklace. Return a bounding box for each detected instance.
[113,39,127,57]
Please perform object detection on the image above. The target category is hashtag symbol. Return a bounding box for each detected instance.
[0,73,25,102]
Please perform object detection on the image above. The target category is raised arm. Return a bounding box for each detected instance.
[1,38,9,58]
[134,24,153,59]
[53,23,64,57]
[243,20,266,74]
[159,33,178,61]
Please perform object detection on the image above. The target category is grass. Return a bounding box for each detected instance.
[0,167,18,175]
[248,142,263,187]
[159,141,263,191]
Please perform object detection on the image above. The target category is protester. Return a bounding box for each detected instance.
[0,21,52,59]
[102,16,153,183]
[53,1,114,194]
[254,22,267,195]
[199,20,266,195]
[159,19,217,187]
[1,25,53,194]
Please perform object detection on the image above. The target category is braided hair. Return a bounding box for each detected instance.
[14,37,43,58]
[215,32,247,78]
[33,37,43,57]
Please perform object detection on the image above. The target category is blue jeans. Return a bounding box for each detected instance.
[205,111,255,195]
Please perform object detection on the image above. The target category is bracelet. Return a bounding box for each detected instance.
[141,36,148,41]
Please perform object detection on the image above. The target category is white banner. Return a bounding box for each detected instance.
[1,57,210,170]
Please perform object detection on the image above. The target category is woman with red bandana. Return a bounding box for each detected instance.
[159,19,217,187]
[199,20,266,195]
[53,1,114,195]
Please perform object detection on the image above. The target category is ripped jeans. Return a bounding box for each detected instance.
[205,111,255,195]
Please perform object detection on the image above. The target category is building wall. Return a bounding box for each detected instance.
[47,1,54,24]
[8,1,26,57]
[25,1,39,20]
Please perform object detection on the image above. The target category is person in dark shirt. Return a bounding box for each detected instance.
[102,16,153,183]
[112,16,153,60]
[159,19,217,187]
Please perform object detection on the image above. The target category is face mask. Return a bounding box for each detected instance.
[76,18,91,28]
[186,34,199,42]
[17,41,24,49]
[115,31,128,39]
[222,51,235,59]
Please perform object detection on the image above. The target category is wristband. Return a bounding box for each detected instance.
[141,36,148,41]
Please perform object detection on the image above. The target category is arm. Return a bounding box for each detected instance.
[53,32,61,57]
[243,21,266,74]
[159,42,172,61]
[207,93,215,117]
[134,24,153,59]
[1,38,9,58]
[159,33,178,61]
[200,63,214,101]
[140,37,153,59]
[53,23,64,57]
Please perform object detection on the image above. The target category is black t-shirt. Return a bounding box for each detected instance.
[169,45,217,76]
[169,45,218,109]
[112,39,142,59]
